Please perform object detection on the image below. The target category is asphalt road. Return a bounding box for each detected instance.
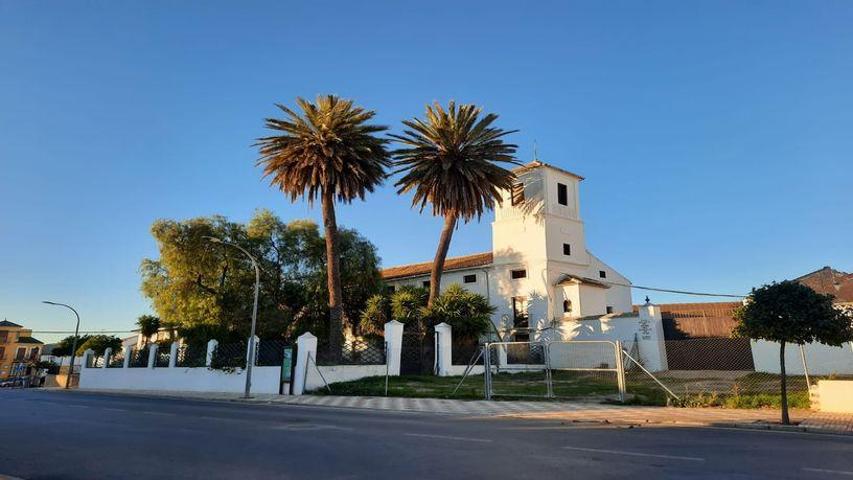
[1,389,852,479]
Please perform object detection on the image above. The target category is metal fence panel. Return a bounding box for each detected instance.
[486,342,549,399]
[548,341,620,400]
[316,340,386,366]
[175,344,207,367]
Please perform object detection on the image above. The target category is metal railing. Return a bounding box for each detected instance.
[175,344,207,367]
[107,351,125,368]
[316,340,386,366]
[127,347,148,368]
[210,341,247,370]
[154,349,170,368]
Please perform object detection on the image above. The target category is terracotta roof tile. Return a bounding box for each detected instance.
[794,266,853,303]
[381,252,493,280]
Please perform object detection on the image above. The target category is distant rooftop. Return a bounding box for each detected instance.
[381,252,493,280]
[0,319,23,328]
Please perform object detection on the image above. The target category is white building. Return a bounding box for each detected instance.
[382,161,634,340]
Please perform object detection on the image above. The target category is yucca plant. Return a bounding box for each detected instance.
[256,95,391,358]
[392,101,519,305]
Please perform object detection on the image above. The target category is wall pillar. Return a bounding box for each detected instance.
[122,346,132,369]
[384,320,404,377]
[147,344,158,369]
[82,349,94,368]
[102,348,112,369]
[434,323,452,376]
[637,303,668,371]
[292,332,318,395]
[206,340,218,367]
[168,342,179,368]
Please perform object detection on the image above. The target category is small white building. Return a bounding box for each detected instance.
[382,161,634,340]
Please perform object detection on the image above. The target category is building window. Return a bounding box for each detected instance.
[606,306,614,314]
[15,348,25,361]
[385,285,396,294]
[0,347,5,360]
[422,280,431,289]
[463,274,477,284]
[510,183,525,206]
[511,269,527,280]
[512,297,529,340]
[557,183,568,206]
[563,300,573,314]
[563,243,571,256]
[599,270,607,279]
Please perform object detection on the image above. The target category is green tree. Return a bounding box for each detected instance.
[256,95,392,358]
[136,315,161,343]
[51,335,92,357]
[391,101,518,306]
[734,281,853,424]
[426,284,495,340]
[76,335,123,356]
[140,210,383,346]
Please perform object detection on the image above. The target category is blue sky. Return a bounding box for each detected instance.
[1,1,851,342]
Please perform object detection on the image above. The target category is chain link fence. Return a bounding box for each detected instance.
[316,340,386,366]
[175,344,207,367]
[622,338,853,408]
[127,347,148,368]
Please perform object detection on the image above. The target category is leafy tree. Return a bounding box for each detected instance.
[734,281,853,424]
[391,101,518,306]
[426,284,495,340]
[140,210,383,346]
[51,334,92,357]
[256,95,392,359]
[75,335,123,356]
[136,315,161,343]
[361,285,495,370]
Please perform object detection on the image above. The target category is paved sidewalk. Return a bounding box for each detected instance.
[70,389,853,434]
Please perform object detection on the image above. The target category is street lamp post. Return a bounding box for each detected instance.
[204,236,260,399]
[42,301,80,389]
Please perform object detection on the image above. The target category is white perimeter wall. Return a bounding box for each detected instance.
[304,365,388,392]
[751,340,853,375]
[79,366,284,394]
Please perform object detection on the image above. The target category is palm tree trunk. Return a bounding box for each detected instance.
[428,213,458,307]
[321,188,344,362]
[780,340,790,425]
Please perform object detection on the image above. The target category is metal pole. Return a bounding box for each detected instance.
[42,301,80,389]
[799,344,811,390]
[203,237,260,399]
[615,340,626,403]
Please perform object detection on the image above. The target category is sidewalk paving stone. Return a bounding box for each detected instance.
[70,388,853,434]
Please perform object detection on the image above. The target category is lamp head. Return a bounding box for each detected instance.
[42,301,58,305]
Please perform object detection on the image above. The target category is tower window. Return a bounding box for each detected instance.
[511,269,527,280]
[563,300,573,314]
[463,274,477,284]
[510,183,525,206]
[599,270,607,279]
[557,183,568,206]
[563,243,571,256]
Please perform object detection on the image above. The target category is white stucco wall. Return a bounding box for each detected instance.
[817,380,853,413]
[303,364,388,392]
[79,365,285,394]
[751,340,853,375]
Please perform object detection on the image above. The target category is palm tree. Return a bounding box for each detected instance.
[256,95,391,357]
[392,101,519,306]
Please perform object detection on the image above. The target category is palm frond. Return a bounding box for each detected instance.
[256,95,392,205]
[391,102,519,221]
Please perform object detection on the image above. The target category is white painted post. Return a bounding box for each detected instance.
[206,340,218,367]
[169,342,179,368]
[147,344,158,369]
[82,349,94,369]
[122,346,132,368]
[434,323,452,377]
[384,320,404,377]
[637,303,668,371]
[246,335,260,367]
[292,332,318,395]
[102,348,112,369]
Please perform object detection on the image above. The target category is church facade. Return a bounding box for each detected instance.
[381,161,633,338]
